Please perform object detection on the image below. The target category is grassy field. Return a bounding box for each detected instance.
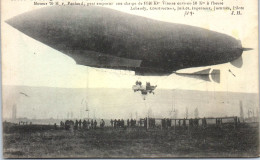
[3,122,259,158]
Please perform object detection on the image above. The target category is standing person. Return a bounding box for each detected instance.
[121,119,124,128]
[234,117,238,127]
[203,117,207,128]
[190,118,193,127]
[167,119,171,129]
[114,119,117,128]
[118,119,121,128]
[110,119,113,127]
[161,119,164,129]
[69,120,74,132]
[139,119,143,127]
[183,119,186,127]
[83,119,87,129]
[65,120,69,130]
[195,118,198,127]
[100,120,103,128]
[87,119,90,129]
[127,119,130,127]
[91,119,94,129]
[163,119,167,129]
[100,119,105,128]
[94,120,97,129]
[60,121,64,129]
[102,119,105,127]
[79,119,82,129]
[75,120,79,130]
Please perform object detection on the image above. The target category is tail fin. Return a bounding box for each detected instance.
[175,68,220,83]
[230,56,243,68]
[211,69,220,83]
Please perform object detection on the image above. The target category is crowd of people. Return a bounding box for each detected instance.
[141,118,206,129]
[58,118,207,130]
[18,121,32,125]
[57,117,240,130]
[60,119,105,130]
[110,119,137,128]
[59,119,139,130]
[175,118,206,129]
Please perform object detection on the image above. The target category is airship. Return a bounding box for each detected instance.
[6,6,251,83]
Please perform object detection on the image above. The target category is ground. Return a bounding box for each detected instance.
[3,122,259,158]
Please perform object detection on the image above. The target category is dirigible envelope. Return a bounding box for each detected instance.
[6,6,244,76]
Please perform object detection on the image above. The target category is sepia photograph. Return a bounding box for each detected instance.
[1,0,259,158]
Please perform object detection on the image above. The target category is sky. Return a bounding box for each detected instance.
[2,86,259,119]
[1,0,259,93]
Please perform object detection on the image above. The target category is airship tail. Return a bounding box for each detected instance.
[242,48,253,51]
[230,47,253,68]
